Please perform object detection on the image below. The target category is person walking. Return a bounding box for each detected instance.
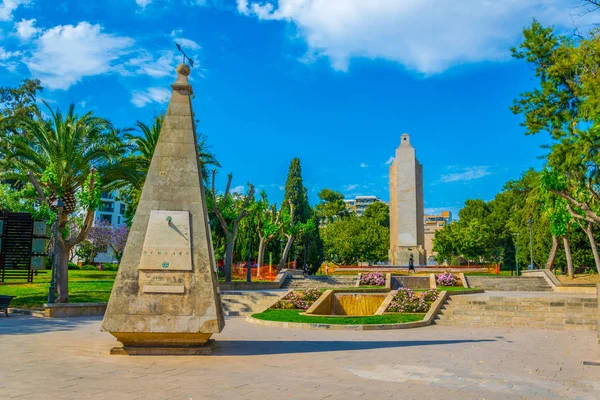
[325,263,329,275]
[408,255,415,274]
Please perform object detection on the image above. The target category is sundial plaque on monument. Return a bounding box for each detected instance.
[140,210,192,293]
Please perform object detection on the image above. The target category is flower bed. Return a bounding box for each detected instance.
[436,271,457,286]
[385,288,438,313]
[271,289,323,310]
[359,272,385,286]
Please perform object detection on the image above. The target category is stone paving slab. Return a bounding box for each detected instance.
[0,315,599,399]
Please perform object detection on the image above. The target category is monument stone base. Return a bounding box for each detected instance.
[389,246,425,266]
[110,333,215,355]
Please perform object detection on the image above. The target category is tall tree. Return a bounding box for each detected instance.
[283,158,310,224]
[0,102,127,302]
[254,191,283,271]
[315,188,348,224]
[0,78,43,121]
[363,201,390,228]
[280,158,311,268]
[211,170,254,282]
[321,215,388,264]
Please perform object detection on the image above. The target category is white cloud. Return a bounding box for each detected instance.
[360,163,368,168]
[345,184,359,191]
[26,22,134,90]
[15,18,39,40]
[123,50,177,78]
[231,185,245,195]
[135,0,152,8]
[278,185,284,191]
[0,0,30,22]
[174,37,201,51]
[237,0,600,74]
[384,156,395,165]
[131,87,171,108]
[439,166,493,183]
[0,46,21,71]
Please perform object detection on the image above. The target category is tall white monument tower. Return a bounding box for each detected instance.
[389,133,425,265]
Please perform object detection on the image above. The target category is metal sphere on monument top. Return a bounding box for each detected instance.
[176,63,191,77]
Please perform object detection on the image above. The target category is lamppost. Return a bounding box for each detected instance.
[528,218,534,270]
[48,198,64,304]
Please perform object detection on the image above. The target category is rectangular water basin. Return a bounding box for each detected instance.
[305,290,389,316]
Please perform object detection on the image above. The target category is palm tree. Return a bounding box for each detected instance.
[0,101,127,302]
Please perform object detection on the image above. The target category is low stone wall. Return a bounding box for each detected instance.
[43,303,107,318]
[522,270,596,294]
[391,276,431,290]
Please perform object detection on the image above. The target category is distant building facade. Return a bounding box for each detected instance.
[93,190,127,263]
[344,195,385,217]
[95,190,127,227]
[424,211,452,265]
[389,133,425,265]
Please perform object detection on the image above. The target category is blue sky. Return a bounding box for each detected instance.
[1,0,598,217]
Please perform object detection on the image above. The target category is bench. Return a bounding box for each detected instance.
[0,295,14,317]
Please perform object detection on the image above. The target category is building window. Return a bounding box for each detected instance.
[100,214,112,223]
[120,204,126,215]
[100,201,114,213]
[101,191,113,199]
[118,216,121,224]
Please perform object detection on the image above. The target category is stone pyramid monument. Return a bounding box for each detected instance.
[102,63,224,355]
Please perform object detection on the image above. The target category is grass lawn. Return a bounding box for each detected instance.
[252,309,425,325]
[0,270,117,309]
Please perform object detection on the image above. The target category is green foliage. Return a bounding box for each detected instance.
[283,158,310,224]
[0,78,43,121]
[362,201,390,228]
[433,219,491,263]
[75,240,98,265]
[315,188,348,224]
[81,264,98,271]
[321,215,388,264]
[77,170,102,210]
[68,262,79,270]
[0,183,52,222]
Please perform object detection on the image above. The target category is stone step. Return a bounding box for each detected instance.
[465,276,552,291]
[434,293,597,330]
[220,290,286,316]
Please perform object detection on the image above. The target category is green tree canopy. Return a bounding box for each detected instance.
[321,215,388,264]
[362,201,389,228]
[315,188,348,224]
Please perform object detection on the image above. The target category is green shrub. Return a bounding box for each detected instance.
[81,264,97,271]
[103,263,119,271]
[68,262,80,270]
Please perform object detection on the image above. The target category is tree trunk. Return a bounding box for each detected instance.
[56,245,71,303]
[278,235,295,271]
[545,235,559,270]
[257,237,266,278]
[583,222,600,273]
[223,232,238,282]
[562,236,574,279]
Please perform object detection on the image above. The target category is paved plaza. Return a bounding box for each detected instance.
[1,315,599,400]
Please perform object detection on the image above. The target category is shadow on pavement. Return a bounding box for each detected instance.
[0,315,101,335]
[214,339,496,356]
